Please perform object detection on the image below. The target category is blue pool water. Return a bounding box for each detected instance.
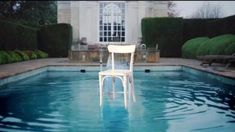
[0,69,235,132]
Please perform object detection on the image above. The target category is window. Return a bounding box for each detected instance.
[99,2,125,42]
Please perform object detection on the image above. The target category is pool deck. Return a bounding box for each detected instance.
[0,58,235,79]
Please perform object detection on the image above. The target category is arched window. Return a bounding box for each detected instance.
[99,2,125,42]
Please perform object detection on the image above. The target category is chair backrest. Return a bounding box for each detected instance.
[108,45,136,71]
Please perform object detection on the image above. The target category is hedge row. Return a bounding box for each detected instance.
[38,24,72,57]
[0,20,72,57]
[0,20,38,50]
[0,50,48,64]
[142,15,235,57]
[183,19,216,43]
[182,34,235,59]
[141,17,183,57]
[207,15,235,37]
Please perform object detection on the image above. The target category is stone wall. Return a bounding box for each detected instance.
[69,49,160,63]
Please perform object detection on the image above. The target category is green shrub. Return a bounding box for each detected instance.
[196,39,211,56]
[34,50,48,58]
[38,23,72,57]
[207,34,235,55]
[8,51,23,62]
[141,17,183,57]
[197,34,235,56]
[0,51,9,64]
[14,50,30,61]
[2,51,13,63]
[0,20,38,50]
[182,37,209,59]
[224,42,235,55]
[24,50,37,59]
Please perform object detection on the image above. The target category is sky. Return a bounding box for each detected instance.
[174,1,235,18]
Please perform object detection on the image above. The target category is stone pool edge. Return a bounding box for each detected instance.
[0,64,235,86]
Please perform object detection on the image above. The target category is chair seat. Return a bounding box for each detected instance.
[99,70,131,76]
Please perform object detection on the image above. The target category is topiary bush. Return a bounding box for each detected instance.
[208,34,235,55]
[0,51,9,64]
[224,42,235,55]
[23,50,37,59]
[182,37,209,59]
[34,50,48,58]
[196,34,235,56]
[8,51,23,62]
[196,39,211,56]
[14,50,30,61]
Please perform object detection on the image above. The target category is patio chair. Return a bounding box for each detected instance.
[198,53,235,68]
[99,45,136,108]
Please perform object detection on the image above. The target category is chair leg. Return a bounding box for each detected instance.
[128,79,131,102]
[99,75,103,106]
[130,75,136,102]
[123,76,128,108]
[112,77,115,99]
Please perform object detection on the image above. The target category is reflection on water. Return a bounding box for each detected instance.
[101,99,129,132]
[0,71,234,132]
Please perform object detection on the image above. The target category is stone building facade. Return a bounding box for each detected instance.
[57,1,169,45]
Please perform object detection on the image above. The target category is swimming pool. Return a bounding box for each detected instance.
[0,66,235,132]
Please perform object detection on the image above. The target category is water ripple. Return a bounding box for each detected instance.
[0,71,235,131]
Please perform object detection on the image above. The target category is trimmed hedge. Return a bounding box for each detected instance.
[38,24,72,57]
[0,20,73,57]
[206,19,224,37]
[224,42,235,55]
[207,15,235,37]
[182,37,209,59]
[208,34,235,55]
[183,19,216,44]
[0,20,38,50]
[142,15,235,57]
[142,17,183,57]
[196,34,235,56]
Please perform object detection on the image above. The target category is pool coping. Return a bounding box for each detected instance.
[0,64,235,86]
[0,58,235,86]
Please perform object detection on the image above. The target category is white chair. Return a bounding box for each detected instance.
[99,44,136,108]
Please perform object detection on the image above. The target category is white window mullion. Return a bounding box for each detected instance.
[99,2,125,43]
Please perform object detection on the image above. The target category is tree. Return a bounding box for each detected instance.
[0,1,57,26]
[168,1,179,17]
[191,2,224,18]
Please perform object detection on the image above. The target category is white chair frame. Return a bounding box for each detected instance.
[99,45,136,108]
